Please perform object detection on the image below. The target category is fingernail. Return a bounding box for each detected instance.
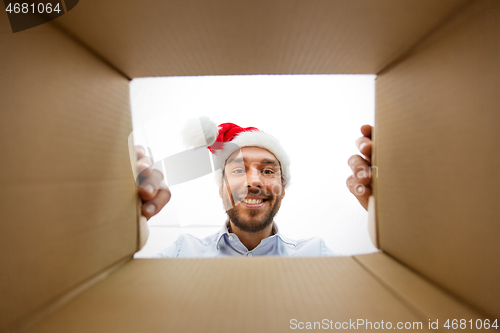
[145,204,156,214]
[145,184,154,194]
[359,142,367,151]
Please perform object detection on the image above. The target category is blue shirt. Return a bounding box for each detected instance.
[156,221,341,258]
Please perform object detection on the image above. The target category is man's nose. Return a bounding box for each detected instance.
[246,169,263,187]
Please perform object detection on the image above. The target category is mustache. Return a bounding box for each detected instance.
[233,189,272,200]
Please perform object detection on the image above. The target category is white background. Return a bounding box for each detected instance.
[130,75,377,257]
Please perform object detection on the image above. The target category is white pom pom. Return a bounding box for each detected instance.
[181,116,219,148]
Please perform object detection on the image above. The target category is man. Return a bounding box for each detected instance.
[135,119,373,257]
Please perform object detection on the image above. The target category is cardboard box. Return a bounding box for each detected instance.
[1,0,498,331]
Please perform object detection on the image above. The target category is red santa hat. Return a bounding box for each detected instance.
[182,116,291,188]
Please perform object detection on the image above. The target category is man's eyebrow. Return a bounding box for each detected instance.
[226,156,244,165]
[260,158,280,166]
[225,157,280,166]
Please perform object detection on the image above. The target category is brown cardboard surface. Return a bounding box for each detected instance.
[2,0,498,330]
[29,257,430,333]
[54,0,470,78]
[375,0,500,318]
[0,13,137,331]
[355,253,484,323]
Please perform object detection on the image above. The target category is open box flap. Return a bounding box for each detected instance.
[54,0,471,78]
[0,14,137,331]
[27,254,485,332]
[375,0,500,318]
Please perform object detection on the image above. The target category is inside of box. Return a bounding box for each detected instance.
[375,0,500,319]
[0,14,137,332]
[1,0,498,331]
[24,255,483,332]
[53,0,472,77]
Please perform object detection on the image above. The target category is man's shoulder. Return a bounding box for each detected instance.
[179,231,221,247]
[277,234,342,256]
[157,230,221,258]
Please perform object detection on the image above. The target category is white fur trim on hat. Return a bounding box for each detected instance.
[181,116,219,148]
[213,130,291,189]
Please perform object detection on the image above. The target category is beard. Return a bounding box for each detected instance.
[225,192,283,233]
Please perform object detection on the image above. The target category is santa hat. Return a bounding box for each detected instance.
[182,116,291,188]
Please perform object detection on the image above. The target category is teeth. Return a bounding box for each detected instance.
[243,199,263,205]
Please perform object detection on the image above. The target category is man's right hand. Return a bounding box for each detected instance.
[346,125,372,210]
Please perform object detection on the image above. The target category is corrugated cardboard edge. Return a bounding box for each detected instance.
[366,196,378,249]
[6,256,132,333]
[127,138,146,252]
[371,104,380,251]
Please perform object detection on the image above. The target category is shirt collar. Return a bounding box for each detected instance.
[215,220,296,250]
[215,222,229,250]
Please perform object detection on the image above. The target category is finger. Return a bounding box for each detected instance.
[346,175,372,198]
[138,169,164,201]
[346,175,371,210]
[142,187,172,220]
[347,155,372,186]
[360,125,372,139]
[355,137,372,162]
[135,145,146,160]
[346,174,356,193]
[136,156,153,178]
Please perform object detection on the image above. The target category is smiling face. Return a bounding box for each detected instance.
[219,146,285,233]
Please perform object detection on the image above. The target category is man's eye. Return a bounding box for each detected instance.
[233,169,245,174]
[263,169,275,175]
